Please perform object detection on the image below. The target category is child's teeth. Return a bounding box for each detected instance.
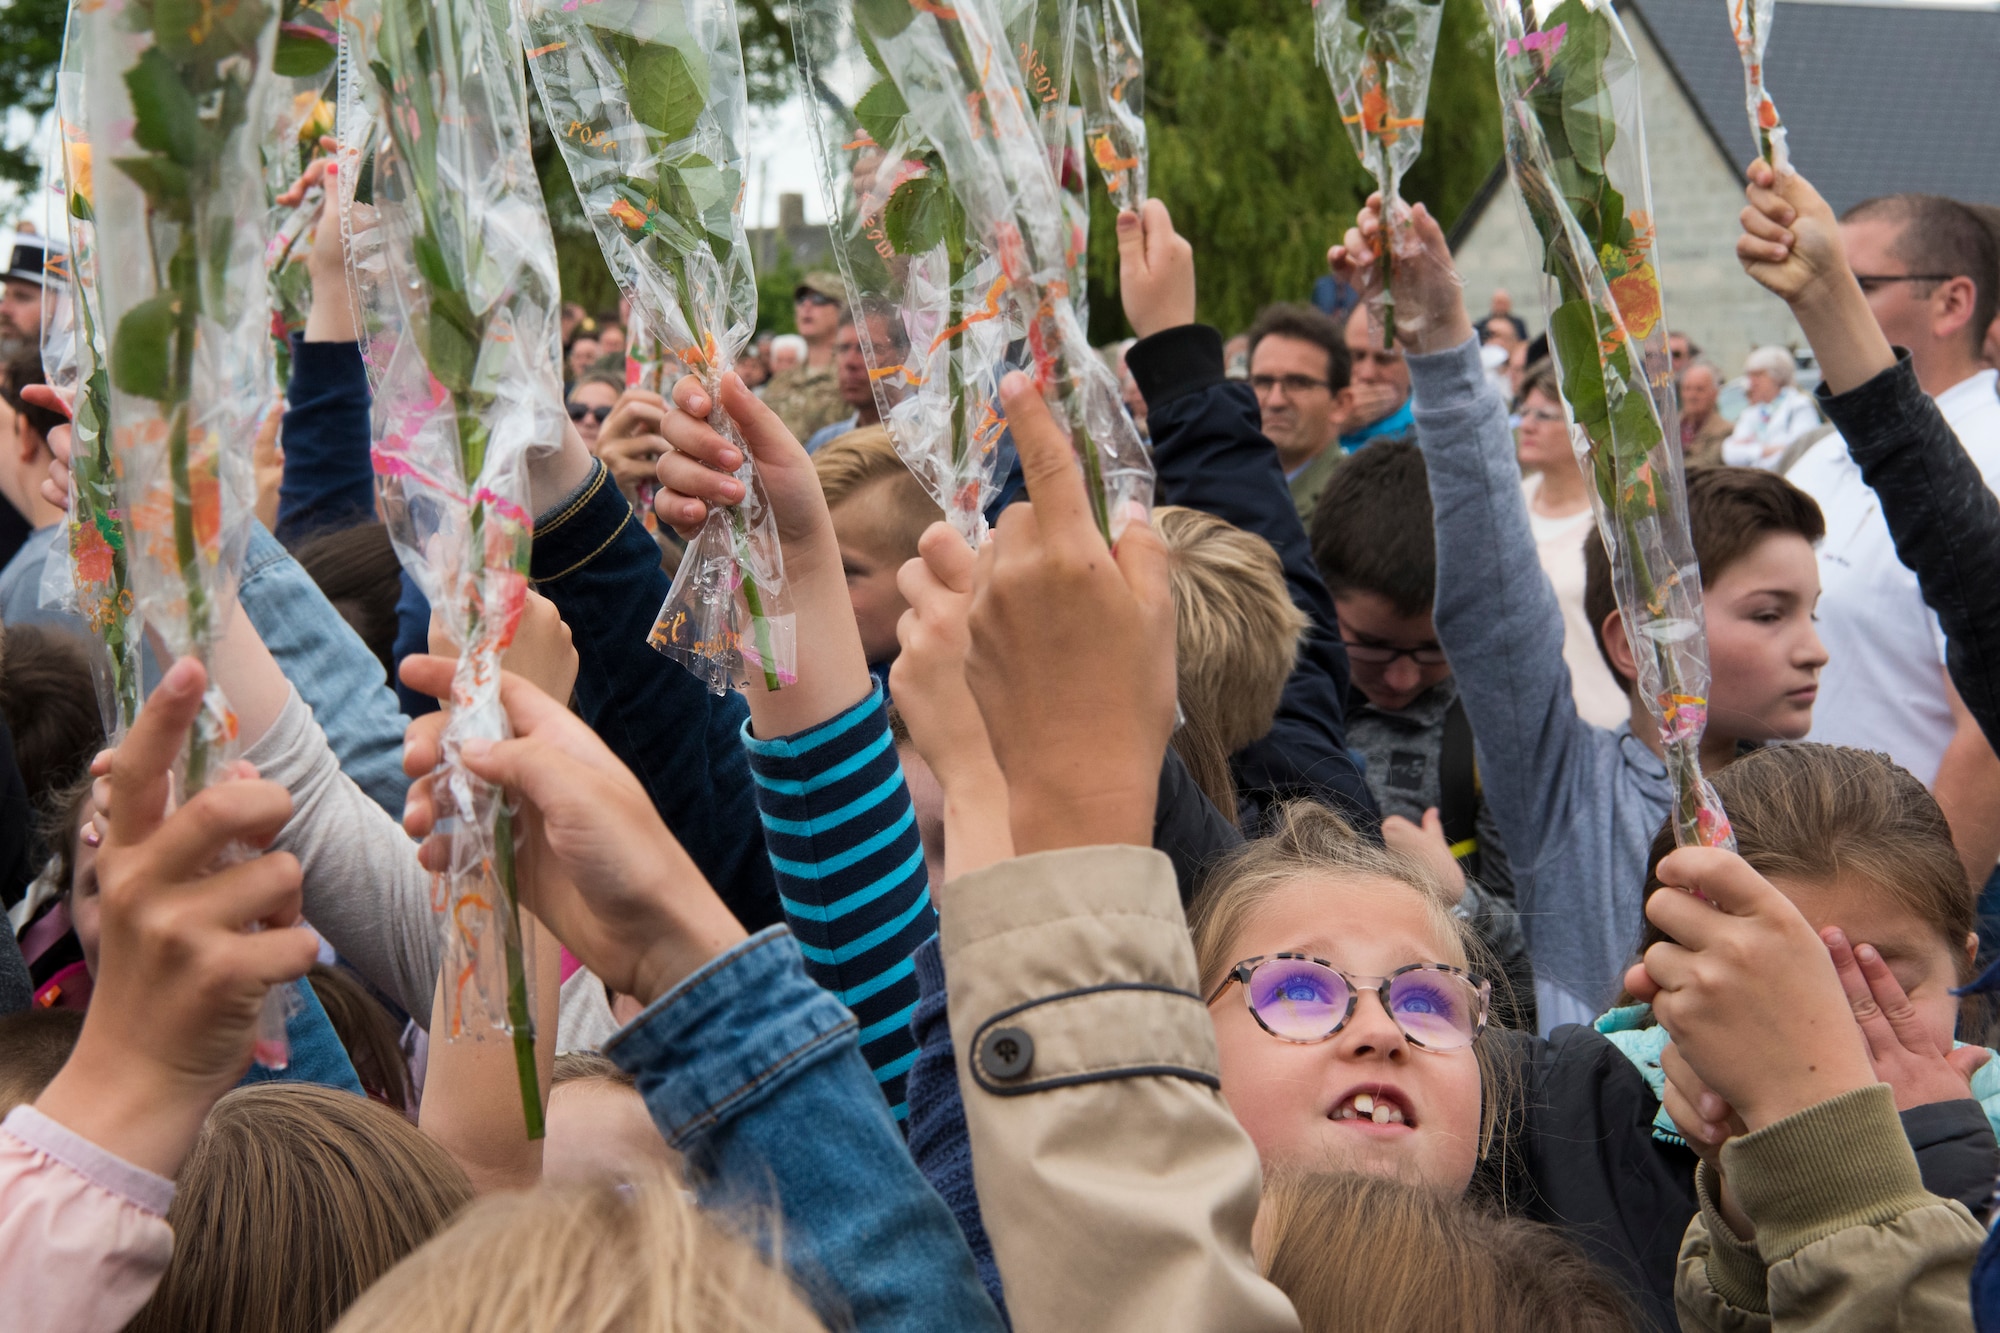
[1354,1094,1374,1115]
[1371,1103,1392,1125]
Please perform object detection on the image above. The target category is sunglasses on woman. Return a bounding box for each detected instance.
[566,403,613,423]
[1206,954,1490,1051]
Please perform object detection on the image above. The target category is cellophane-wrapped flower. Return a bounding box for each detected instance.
[1728,0,1787,170]
[1314,0,1444,346]
[338,0,567,1135]
[43,55,143,739]
[1074,0,1146,212]
[1485,0,1734,850]
[518,0,793,696]
[790,1,1016,544]
[855,0,1154,547]
[81,0,289,1063]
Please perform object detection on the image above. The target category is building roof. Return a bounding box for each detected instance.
[1624,0,2000,211]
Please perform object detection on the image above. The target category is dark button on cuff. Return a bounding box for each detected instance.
[980,1026,1035,1079]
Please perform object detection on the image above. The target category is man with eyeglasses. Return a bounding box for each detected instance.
[1339,303,1415,452]
[1243,303,1354,521]
[762,270,850,443]
[1787,192,2000,891]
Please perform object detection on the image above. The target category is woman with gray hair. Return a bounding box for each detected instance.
[1721,345,1822,468]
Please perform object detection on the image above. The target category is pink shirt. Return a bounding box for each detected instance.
[0,1104,175,1330]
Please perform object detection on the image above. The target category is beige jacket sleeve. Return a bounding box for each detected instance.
[1676,1083,1983,1333]
[938,845,1299,1333]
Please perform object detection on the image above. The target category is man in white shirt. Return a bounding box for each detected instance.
[1788,193,2000,886]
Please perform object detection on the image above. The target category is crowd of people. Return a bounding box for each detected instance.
[0,128,1998,1333]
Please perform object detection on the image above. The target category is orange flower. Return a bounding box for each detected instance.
[608,196,653,235]
[1608,262,1662,342]
[1342,85,1424,145]
[71,519,114,587]
[62,136,92,210]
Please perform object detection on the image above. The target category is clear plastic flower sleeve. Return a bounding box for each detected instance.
[1314,0,1445,346]
[1074,0,1147,211]
[1728,0,1787,170]
[517,0,794,695]
[1485,0,1734,849]
[789,2,1014,544]
[854,0,1154,546]
[338,0,563,1133]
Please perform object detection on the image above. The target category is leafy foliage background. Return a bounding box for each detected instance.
[0,0,1500,340]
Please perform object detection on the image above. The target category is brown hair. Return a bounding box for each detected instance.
[1513,360,1558,411]
[1188,801,1510,1158]
[1584,465,1824,685]
[1620,744,1976,1009]
[1308,439,1435,617]
[292,523,403,681]
[1258,1171,1638,1332]
[1843,194,1999,355]
[1246,302,1353,391]
[0,1007,83,1112]
[0,624,106,816]
[129,1084,472,1333]
[306,963,414,1115]
[1157,504,1306,756]
[813,425,942,559]
[552,1049,635,1090]
[332,1166,825,1333]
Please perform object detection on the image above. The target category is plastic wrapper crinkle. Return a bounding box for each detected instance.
[80,0,294,1064]
[1314,0,1444,346]
[788,1,1016,543]
[1727,0,1787,170]
[1485,0,1734,850]
[339,0,565,1134]
[518,0,793,695]
[853,0,1154,547]
[1074,0,1146,212]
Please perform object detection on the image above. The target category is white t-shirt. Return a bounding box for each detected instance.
[1521,474,1631,729]
[1788,368,2000,785]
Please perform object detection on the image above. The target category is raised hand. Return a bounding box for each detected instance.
[964,373,1177,855]
[594,387,670,504]
[1735,159,1849,309]
[1327,193,1473,356]
[1824,925,1991,1111]
[35,658,317,1177]
[1622,848,1875,1133]
[1116,199,1196,340]
[400,655,747,1006]
[1380,808,1466,896]
[891,522,1012,878]
[1660,1040,1755,1238]
[651,372,824,552]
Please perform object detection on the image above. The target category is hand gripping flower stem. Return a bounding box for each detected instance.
[1485,0,1734,849]
[1728,0,1788,171]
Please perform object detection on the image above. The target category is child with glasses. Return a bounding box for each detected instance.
[1307,439,1533,1030]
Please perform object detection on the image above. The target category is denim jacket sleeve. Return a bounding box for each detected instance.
[528,461,779,930]
[238,523,410,818]
[1130,323,1378,835]
[1816,352,2000,754]
[275,336,376,546]
[740,683,933,1119]
[606,926,1003,1333]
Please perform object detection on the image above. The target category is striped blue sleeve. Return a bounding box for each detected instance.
[741,684,934,1121]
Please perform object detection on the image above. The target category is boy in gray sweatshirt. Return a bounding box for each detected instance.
[1353,204,1829,1030]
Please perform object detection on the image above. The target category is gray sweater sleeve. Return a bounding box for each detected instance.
[1409,337,1644,1018]
[244,689,439,1025]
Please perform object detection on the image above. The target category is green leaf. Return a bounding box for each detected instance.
[275,28,338,77]
[610,35,707,146]
[68,190,92,223]
[1548,297,1608,428]
[154,0,273,62]
[1608,377,1663,457]
[125,47,212,170]
[112,155,193,211]
[854,0,916,40]
[354,145,376,206]
[853,77,908,150]
[110,293,181,402]
[882,169,951,257]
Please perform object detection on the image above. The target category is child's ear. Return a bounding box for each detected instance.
[1599,607,1640,691]
[1967,932,1981,975]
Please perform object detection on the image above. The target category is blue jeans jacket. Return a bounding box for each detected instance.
[607,926,1003,1333]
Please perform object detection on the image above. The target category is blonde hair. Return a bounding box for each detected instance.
[1156,506,1307,756]
[1188,801,1509,1159]
[813,425,942,558]
[1258,1171,1638,1332]
[333,1167,826,1333]
[128,1084,472,1333]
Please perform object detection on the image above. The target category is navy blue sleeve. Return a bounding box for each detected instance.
[391,570,436,719]
[1131,324,1379,836]
[740,684,933,1120]
[276,336,377,546]
[529,462,780,931]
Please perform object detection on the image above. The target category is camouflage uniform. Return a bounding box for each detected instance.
[763,362,846,443]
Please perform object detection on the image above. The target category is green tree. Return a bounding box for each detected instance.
[1083,0,1500,342]
[0,0,67,201]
